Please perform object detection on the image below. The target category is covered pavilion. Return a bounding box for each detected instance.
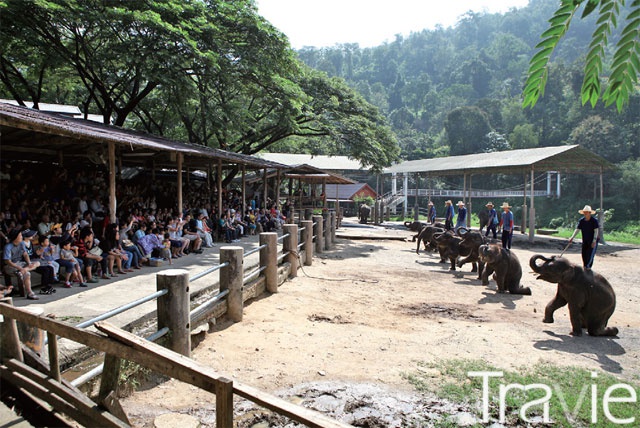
[384,145,615,241]
[0,103,292,221]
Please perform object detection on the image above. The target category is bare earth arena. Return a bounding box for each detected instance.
[122,219,640,427]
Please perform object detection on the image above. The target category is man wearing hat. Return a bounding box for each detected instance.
[455,201,467,230]
[2,229,39,299]
[485,202,498,239]
[498,202,514,249]
[427,201,437,225]
[444,200,454,231]
[569,205,600,269]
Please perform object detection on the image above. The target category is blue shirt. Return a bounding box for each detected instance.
[445,205,454,220]
[457,207,467,223]
[501,211,514,231]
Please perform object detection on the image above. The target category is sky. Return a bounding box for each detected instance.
[256,0,530,49]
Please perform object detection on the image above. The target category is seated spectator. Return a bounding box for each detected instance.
[195,212,214,247]
[99,224,128,277]
[137,228,166,259]
[37,214,53,237]
[245,209,257,235]
[34,235,60,283]
[167,217,189,257]
[2,229,40,299]
[181,214,203,253]
[58,237,86,287]
[21,231,56,294]
[75,227,106,282]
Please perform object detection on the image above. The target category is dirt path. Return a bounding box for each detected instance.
[122,223,640,426]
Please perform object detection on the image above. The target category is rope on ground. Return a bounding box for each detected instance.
[290,251,379,284]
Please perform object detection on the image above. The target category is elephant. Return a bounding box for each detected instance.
[478,209,490,233]
[415,225,444,254]
[433,230,467,271]
[456,227,486,278]
[405,220,427,233]
[359,203,370,224]
[478,244,531,295]
[529,255,618,337]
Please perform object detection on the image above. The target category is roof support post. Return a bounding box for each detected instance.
[263,168,268,208]
[217,160,223,218]
[557,172,561,198]
[277,169,282,209]
[391,173,397,215]
[467,174,472,227]
[413,173,419,221]
[108,141,117,223]
[522,173,527,234]
[528,167,535,242]
[241,164,246,216]
[322,179,327,209]
[599,166,606,245]
[403,173,408,219]
[177,153,183,216]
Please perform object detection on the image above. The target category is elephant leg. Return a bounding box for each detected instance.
[481,265,493,286]
[456,255,470,268]
[496,269,508,293]
[471,261,477,273]
[508,282,532,295]
[587,315,619,337]
[544,293,567,323]
[438,248,446,263]
[567,304,585,336]
[449,256,456,271]
[477,261,484,280]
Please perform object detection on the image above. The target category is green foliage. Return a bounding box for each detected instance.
[406,359,640,427]
[353,194,374,207]
[524,0,640,111]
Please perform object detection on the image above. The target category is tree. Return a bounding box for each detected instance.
[523,0,640,111]
[510,124,539,149]
[568,115,627,162]
[444,106,492,155]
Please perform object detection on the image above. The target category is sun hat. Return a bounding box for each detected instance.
[457,201,465,206]
[21,229,37,238]
[578,205,596,214]
[486,202,494,207]
[428,201,433,206]
[445,200,452,204]
[500,202,511,209]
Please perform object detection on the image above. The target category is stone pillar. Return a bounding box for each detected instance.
[260,232,278,293]
[323,212,332,251]
[313,215,323,254]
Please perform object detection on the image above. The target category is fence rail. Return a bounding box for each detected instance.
[0,214,343,427]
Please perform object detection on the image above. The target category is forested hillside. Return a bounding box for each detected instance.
[288,0,639,227]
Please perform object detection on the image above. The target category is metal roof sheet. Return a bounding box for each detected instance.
[0,102,286,169]
[384,145,614,175]
[256,153,365,171]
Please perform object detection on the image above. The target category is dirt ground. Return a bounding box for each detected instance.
[121,222,640,426]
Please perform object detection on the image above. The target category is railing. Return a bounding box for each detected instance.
[0,214,343,427]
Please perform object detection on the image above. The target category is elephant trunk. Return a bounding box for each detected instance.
[529,254,550,272]
[404,221,412,228]
[456,226,469,237]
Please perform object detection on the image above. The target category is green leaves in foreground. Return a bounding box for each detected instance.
[406,359,640,427]
[524,0,640,112]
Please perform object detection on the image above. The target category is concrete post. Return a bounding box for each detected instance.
[313,215,324,254]
[304,208,313,220]
[220,246,244,322]
[283,224,299,278]
[259,233,278,293]
[301,220,313,266]
[157,269,191,357]
[330,210,337,244]
[323,212,332,251]
[0,298,24,363]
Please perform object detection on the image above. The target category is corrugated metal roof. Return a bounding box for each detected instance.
[385,145,614,175]
[0,102,285,169]
[256,153,365,171]
[324,183,376,200]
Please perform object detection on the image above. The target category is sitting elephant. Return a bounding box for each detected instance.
[478,244,531,295]
[529,255,618,337]
[415,225,444,254]
[359,203,371,224]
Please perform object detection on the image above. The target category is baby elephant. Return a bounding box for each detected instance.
[529,255,618,337]
[478,244,531,295]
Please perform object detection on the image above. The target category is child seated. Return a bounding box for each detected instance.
[59,239,87,287]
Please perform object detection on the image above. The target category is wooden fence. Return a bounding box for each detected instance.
[0,212,347,427]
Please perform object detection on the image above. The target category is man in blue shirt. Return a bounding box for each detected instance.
[498,202,514,249]
[428,201,436,224]
[569,205,600,269]
[485,202,498,239]
[455,201,467,230]
[444,200,454,230]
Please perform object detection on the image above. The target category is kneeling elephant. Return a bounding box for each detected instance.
[478,244,531,295]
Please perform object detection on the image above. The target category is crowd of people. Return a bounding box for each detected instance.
[0,164,293,300]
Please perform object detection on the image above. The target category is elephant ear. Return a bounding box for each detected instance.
[561,265,577,284]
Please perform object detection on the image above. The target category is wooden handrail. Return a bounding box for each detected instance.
[0,303,351,428]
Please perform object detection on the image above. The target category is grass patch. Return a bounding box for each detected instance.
[552,228,640,245]
[405,359,640,427]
